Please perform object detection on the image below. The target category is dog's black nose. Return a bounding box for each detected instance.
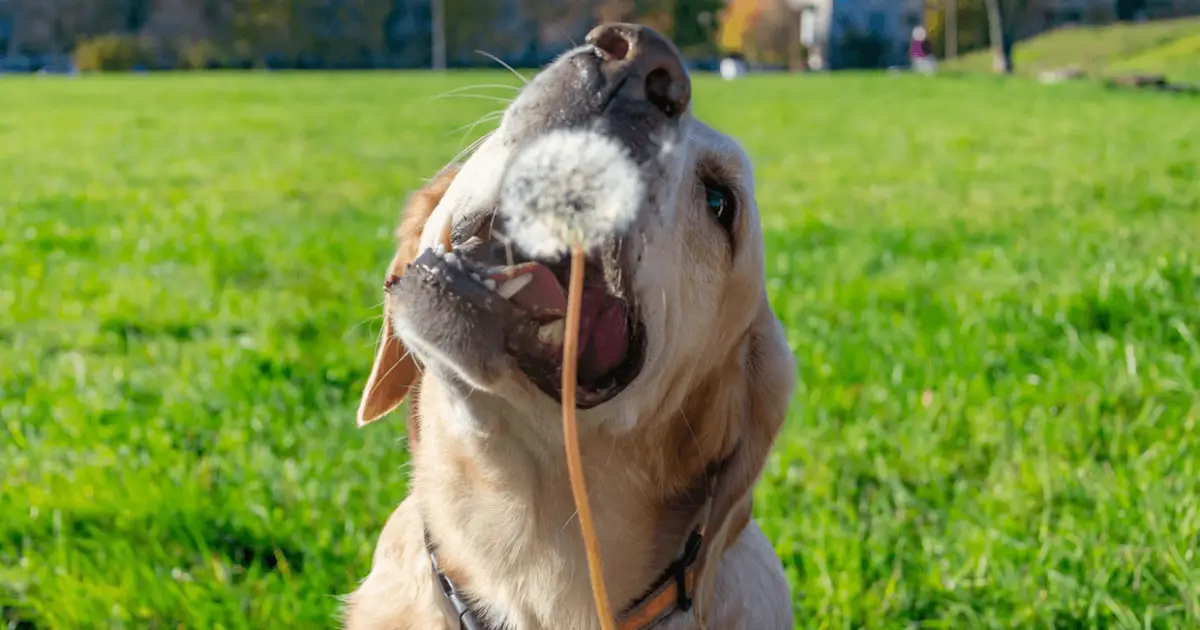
[585,23,691,119]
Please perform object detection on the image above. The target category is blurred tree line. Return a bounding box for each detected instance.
[8,0,413,69]
[2,0,1151,73]
[2,0,782,72]
[925,0,993,59]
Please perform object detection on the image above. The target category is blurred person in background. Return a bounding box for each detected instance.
[720,52,748,80]
[910,26,936,74]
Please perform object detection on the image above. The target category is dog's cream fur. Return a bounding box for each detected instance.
[342,38,797,630]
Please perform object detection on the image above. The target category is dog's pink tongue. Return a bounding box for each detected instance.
[495,263,628,380]
[577,291,629,382]
[503,265,567,314]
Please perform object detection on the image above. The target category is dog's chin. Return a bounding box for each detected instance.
[388,232,647,410]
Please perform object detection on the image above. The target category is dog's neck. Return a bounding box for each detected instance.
[408,369,739,630]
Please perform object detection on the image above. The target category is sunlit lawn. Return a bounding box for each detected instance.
[2,70,1199,628]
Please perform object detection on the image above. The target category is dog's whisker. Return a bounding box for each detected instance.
[349,305,390,350]
[603,434,618,472]
[546,21,579,50]
[679,410,706,475]
[447,131,495,170]
[435,84,521,98]
[345,314,386,345]
[448,136,489,170]
[558,474,605,537]
[486,209,500,248]
[491,229,515,269]
[560,509,581,533]
[434,93,515,105]
[407,350,424,376]
[474,49,529,84]
[370,320,387,354]
[451,111,506,134]
[453,133,493,164]
[451,112,505,155]
[366,346,421,399]
[366,357,403,397]
[450,126,498,169]
[446,111,505,138]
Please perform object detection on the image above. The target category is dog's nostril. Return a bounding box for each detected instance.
[645,67,686,118]
[588,26,630,61]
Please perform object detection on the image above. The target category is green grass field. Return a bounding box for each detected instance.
[947,16,1200,83]
[2,70,1199,629]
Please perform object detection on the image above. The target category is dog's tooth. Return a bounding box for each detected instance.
[444,252,458,265]
[496,273,533,299]
[483,278,497,290]
[537,319,565,347]
[439,217,453,252]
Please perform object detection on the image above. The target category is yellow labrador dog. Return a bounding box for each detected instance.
[344,23,796,630]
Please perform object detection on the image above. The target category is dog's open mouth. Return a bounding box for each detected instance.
[404,231,646,408]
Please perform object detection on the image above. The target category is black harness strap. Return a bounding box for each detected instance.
[425,529,495,630]
[425,524,704,630]
[674,529,704,612]
[425,460,725,630]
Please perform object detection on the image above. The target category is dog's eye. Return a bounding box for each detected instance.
[704,183,736,235]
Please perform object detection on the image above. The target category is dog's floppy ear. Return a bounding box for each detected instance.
[356,165,460,427]
[693,298,795,622]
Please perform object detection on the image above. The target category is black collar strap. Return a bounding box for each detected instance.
[424,473,718,630]
[426,529,495,630]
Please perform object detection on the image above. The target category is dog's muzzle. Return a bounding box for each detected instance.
[501,23,692,165]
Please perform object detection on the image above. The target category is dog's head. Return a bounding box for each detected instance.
[358,23,787,442]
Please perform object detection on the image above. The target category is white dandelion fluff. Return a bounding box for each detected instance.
[498,128,644,258]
